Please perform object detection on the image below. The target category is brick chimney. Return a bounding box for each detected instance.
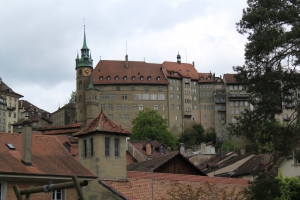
[125,54,129,69]
[146,139,151,156]
[22,117,32,165]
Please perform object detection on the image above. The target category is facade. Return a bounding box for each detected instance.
[0,95,6,132]
[51,103,76,126]
[0,78,23,133]
[73,110,131,199]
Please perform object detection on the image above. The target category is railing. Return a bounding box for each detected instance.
[228,93,249,98]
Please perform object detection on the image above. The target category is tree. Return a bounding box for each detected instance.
[229,0,300,158]
[178,128,198,149]
[69,91,76,103]
[131,108,177,149]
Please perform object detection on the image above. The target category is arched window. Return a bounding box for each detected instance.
[157,76,160,81]
[123,76,127,80]
[140,76,144,80]
[115,76,119,80]
[79,69,82,75]
[107,76,110,80]
[79,95,82,103]
[99,76,103,80]
[147,76,151,81]
[79,80,82,89]
[132,76,135,80]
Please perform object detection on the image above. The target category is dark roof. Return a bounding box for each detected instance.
[127,152,206,176]
[52,103,76,114]
[231,155,262,177]
[0,133,96,178]
[162,61,198,80]
[0,80,23,98]
[73,110,131,136]
[93,60,169,85]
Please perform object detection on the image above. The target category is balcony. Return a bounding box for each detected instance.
[283,117,290,121]
[216,106,226,112]
[228,93,249,100]
[215,99,226,104]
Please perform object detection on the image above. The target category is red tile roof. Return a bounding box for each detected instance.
[198,72,214,83]
[162,61,198,80]
[93,60,169,85]
[0,133,96,178]
[126,151,137,165]
[0,80,23,98]
[128,140,174,159]
[38,123,82,131]
[55,135,79,160]
[100,171,248,200]
[73,110,131,136]
[223,73,239,84]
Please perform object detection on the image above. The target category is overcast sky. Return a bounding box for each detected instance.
[0,0,248,113]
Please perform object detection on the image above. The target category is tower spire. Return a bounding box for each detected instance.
[82,24,88,49]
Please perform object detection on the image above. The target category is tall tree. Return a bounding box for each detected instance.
[229,0,300,157]
[131,108,177,149]
[69,91,76,103]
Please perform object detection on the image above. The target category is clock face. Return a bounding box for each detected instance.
[82,68,91,76]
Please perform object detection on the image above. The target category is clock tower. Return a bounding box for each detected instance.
[75,26,93,127]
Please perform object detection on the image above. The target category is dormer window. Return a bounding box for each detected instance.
[169,71,172,75]
[200,77,204,80]
[123,76,127,80]
[140,76,144,80]
[174,72,178,76]
[115,76,119,80]
[157,76,160,81]
[107,76,110,80]
[207,77,211,80]
[99,76,103,80]
[132,76,136,80]
[147,76,151,81]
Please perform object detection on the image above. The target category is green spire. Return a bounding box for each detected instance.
[87,73,96,90]
[76,51,79,59]
[82,25,88,50]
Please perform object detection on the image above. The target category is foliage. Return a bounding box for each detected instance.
[69,91,76,103]
[278,169,300,200]
[164,181,247,200]
[229,0,300,158]
[131,108,177,149]
[244,173,282,200]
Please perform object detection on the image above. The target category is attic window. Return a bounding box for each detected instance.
[123,76,127,80]
[200,77,204,80]
[169,71,172,75]
[99,76,103,80]
[207,77,211,80]
[6,143,16,150]
[174,73,178,76]
[107,76,110,80]
[132,76,136,80]
[187,70,190,72]
[115,76,119,80]
[140,76,144,80]
[147,76,151,81]
[156,76,160,81]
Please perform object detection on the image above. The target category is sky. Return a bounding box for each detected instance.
[0,0,248,113]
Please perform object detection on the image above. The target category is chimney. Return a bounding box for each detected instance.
[180,143,185,154]
[192,61,195,68]
[200,142,206,154]
[176,52,181,65]
[22,116,32,165]
[146,139,151,156]
[125,54,129,69]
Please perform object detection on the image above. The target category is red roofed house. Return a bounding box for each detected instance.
[73,110,131,199]
[0,121,96,200]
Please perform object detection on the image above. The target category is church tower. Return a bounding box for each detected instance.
[76,26,93,127]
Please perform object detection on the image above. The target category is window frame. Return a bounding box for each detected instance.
[114,138,119,157]
[105,138,110,156]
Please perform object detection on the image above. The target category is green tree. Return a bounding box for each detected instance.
[229,0,300,158]
[131,108,177,149]
[69,91,76,103]
[178,128,198,149]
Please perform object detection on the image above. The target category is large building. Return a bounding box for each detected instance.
[75,30,251,140]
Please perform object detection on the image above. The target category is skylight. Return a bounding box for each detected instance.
[6,143,16,150]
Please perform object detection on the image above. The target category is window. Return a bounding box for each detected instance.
[105,138,110,156]
[79,69,82,75]
[52,189,65,200]
[170,86,173,90]
[8,112,11,117]
[175,115,178,120]
[110,94,115,100]
[158,86,162,91]
[114,139,119,156]
[130,85,135,90]
[134,94,141,100]
[79,80,82,89]
[232,117,237,123]
[158,94,165,100]
[235,108,239,114]
[143,94,149,100]
[107,76,110,80]
[171,104,174,109]
[105,94,109,99]
[245,101,249,106]
[157,76,160,81]
[115,76,119,80]
[229,85,233,90]
[176,86,180,91]
[140,76,144,80]
[177,94,180,99]
[122,94,127,100]
[177,105,181,109]
[116,85,120,91]
[108,104,113,110]
[230,101,234,106]
[145,85,149,91]
[294,150,300,164]
[231,109,234,114]
[132,104,137,110]
[118,114,122,120]
[139,104,143,110]
[147,76,151,81]
[239,85,243,90]
[116,104,121,110]
[132,76,136,80]
[154,105,158,110]
[240,101,244,106]
[235,101,239,106]
[108,114,113,119]
[99,76,103,80]
[90,138,94,156]
[162,105,165,111]
[83,139,87,157]
[234,85,238,90]
[170,94,174,99]
[193,96,196,100]
[124,114,129,120]
[150,94,157,100]
[124,104,128,110]
[204,115,207,119]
